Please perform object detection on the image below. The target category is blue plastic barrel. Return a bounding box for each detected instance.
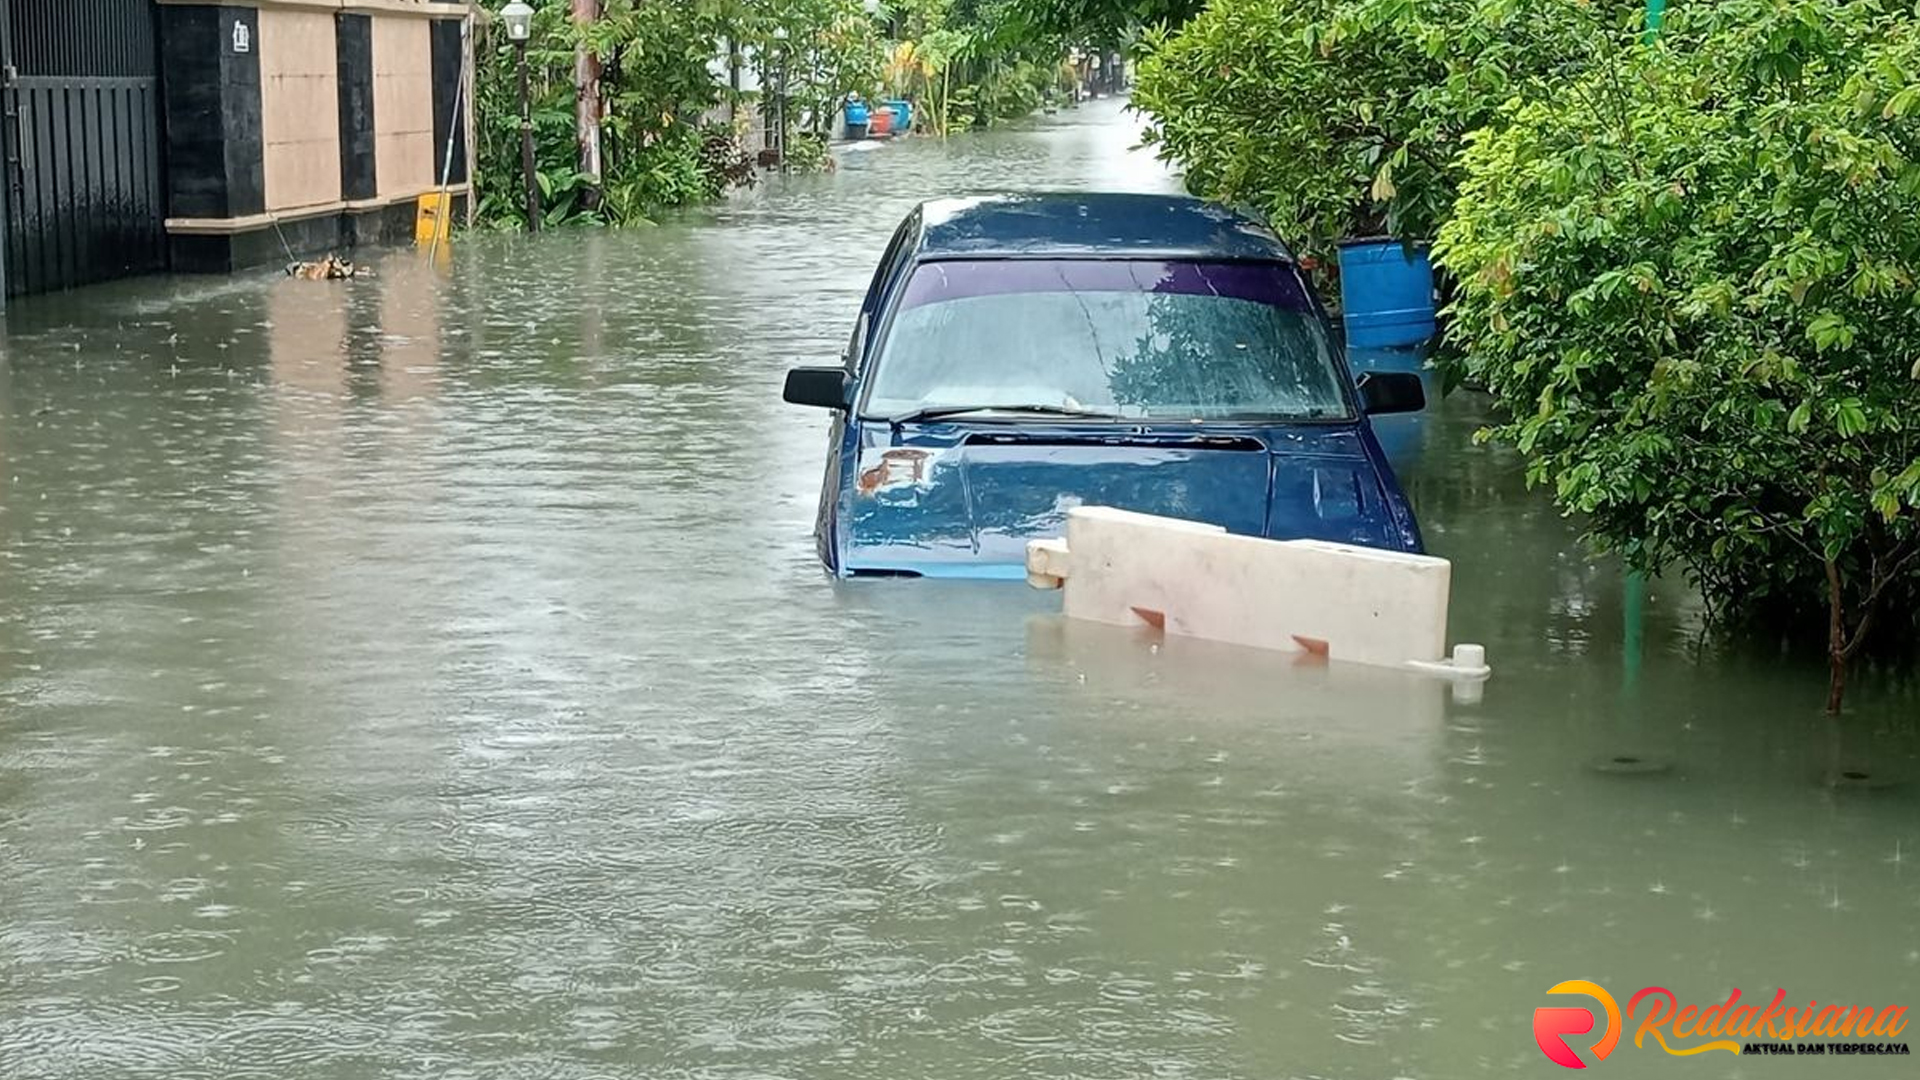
[1338,238,1437,349]
[845,100,870,126]
[886,100,913,132]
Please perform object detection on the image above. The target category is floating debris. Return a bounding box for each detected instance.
[285,254,373,280]
[1818,767,1901,793]
[1587,753,1674,776]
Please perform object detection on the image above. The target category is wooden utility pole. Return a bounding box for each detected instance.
[573,0,603,209]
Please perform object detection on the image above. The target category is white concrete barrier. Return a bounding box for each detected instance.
[1026,506,1489,680]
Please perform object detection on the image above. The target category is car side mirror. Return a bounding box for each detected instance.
[784,366,853,410]
[1356,371,1426,416]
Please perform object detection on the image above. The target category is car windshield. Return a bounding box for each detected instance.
[862,259,1350,421]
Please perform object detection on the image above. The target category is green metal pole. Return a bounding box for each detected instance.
[1623,571,1645,698]
[1624,0,1659,700]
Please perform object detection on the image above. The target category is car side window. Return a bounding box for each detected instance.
[861,218,914,317]
[849,214,918,371]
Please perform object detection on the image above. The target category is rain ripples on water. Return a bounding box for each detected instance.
[3,99,1918,1079]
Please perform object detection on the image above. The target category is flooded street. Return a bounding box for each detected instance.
[3,99,1917,1078]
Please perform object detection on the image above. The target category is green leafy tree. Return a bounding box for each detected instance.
[749,0,887,146]
[1007,0,1206,42]
[1131,0,1632,258]
[1436,0,1920,713]
[477,0,733,225]
[475,0,888,219]
[880,0,1081,131]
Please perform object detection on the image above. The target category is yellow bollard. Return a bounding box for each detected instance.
[414,192,452,246]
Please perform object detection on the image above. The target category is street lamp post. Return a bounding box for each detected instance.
[501,2,540,231]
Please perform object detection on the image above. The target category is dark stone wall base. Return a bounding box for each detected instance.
[169,195,468,275]
[160,4,266,220]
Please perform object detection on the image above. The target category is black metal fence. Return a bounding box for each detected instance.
[1,0,168,298]
[7,0,158,78]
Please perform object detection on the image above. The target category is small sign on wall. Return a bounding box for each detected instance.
[232,20,252,54]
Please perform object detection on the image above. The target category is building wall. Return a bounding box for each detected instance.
[372,16,437,200]
[159,0,470,274]
[261,9,342,212]
[703,46,766,157]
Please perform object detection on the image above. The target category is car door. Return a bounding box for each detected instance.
[820,212,921,571]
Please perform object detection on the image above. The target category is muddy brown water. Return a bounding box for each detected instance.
[2,99,1916,1079]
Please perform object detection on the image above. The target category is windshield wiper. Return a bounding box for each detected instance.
[885,403,1127,430]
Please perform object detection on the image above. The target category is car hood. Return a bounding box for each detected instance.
[839,425,1409,578]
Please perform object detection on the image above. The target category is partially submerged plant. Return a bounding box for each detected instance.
[1437,0,1920,713]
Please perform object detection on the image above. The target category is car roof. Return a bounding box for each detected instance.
[910,193,1297,262]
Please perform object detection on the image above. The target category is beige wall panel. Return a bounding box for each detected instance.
[261,10,343,211]
[372,16,436,196]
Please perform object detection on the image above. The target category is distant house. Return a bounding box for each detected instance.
[704,40,767,159]
[0,0,473,303]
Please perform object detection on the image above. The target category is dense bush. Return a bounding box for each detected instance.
[1435,0,1920,711]
[698,124,759,195]
[1131,0,1634,258]
[781,131,836,173]
[1130,0,1920,706]
[976,59,1052,123]
[598,124,716,220]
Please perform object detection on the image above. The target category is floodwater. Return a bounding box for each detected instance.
[2,99,1916,1079]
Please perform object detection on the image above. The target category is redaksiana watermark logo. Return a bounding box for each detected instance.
[1534,981,1910,1067]
[1534,981,1622,1068]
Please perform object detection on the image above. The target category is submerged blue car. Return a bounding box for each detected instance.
[784,193,1427,579]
